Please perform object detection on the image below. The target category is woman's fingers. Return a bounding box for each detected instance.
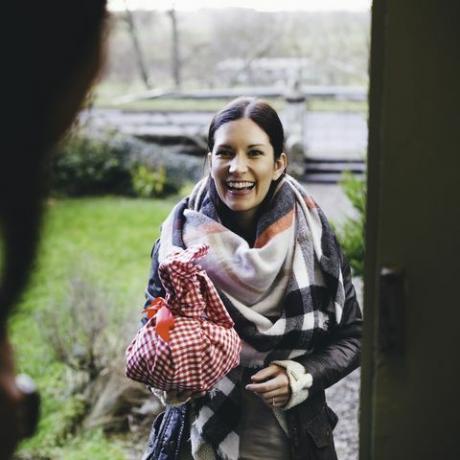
[267,395,290,408]
[166,389,179,399]
[165,389,206,403]
[246,368,290,396]
[246,375,287,394]
[250,364,280,382]
[246,379,277,394]
[164,389,191,404]
[260,387,289,399]
[245,364,291,408]
[259,391,289,408]
[177,390,206,399]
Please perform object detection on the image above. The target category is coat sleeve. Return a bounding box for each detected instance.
[293,247,363,395]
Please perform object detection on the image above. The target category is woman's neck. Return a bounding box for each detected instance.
[222,208,257,246]
[234,209,257,236]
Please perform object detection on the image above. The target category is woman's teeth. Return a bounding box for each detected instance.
[226,181,255,190]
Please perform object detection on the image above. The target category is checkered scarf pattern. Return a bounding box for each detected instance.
[125,245,241,391]
[156,174,346,460]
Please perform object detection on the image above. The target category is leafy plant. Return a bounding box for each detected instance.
[50,132,131,196]
[336,171,366,276]
[49,130,203,199]
[37,268,119,381]
[131,164,166,198]
[12,198,173,459]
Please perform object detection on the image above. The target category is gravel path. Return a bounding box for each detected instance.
[325,276,362,460]
[307,182,362,460]
[326,368,361,460]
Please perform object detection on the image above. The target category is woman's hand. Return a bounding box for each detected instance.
[245,364,291,408]
[164,389,206,406]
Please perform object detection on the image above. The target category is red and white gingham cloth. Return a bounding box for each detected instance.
[125,244,241,391]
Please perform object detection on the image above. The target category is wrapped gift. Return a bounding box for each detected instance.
[125,244,241,391]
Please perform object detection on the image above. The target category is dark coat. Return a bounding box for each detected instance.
[142,237,362,460]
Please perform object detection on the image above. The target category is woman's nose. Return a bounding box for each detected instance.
[229,154,248,174]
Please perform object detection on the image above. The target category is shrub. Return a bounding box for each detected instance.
[336,171,366,276]
[49,129,204,198]
[37,268,119,380]
[131,164,167,198]
[50,132,131,196]
[128,141,204,195]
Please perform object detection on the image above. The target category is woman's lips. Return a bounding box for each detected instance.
[227,187,253,196]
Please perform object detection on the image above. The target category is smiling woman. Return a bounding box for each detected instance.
[128,97,362,460]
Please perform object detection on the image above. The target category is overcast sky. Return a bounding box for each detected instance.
[108,0,371,12]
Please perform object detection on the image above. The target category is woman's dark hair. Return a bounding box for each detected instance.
[207,97,285,160]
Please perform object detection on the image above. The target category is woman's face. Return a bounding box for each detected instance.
[209,118,287,221]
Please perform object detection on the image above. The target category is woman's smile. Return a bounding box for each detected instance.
[225,180,256,193]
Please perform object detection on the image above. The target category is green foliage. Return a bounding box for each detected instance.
[50,133,131,196]
[97,94,367,114]
[11,197,175,459]
[54,430,126,460]
[341,170,366,215]
[131,164,167,198]
[19,427,126,460]
[16,365,89,457]
[49,131,203,199]
[337,171,366,276]
[38,268,119,380]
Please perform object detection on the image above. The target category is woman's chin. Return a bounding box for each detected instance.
[223,199,255,213]
[229,206,250,214]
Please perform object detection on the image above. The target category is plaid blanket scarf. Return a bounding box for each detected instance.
[156,174,346,460]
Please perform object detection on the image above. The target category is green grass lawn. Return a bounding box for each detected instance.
[93,82,367,113]
[10,197,175,459]
[94,95,367,113]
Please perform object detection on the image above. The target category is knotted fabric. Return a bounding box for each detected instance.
[153,174,347,460]
[125,244,241,391]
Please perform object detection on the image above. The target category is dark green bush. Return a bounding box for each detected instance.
[130,141,204,195]
[336,171,366,276]
[49,130,203,198]
[50,133,132,196]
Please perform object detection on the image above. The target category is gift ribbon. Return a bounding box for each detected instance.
[145,297,175,342]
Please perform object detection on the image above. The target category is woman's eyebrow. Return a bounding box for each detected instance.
[248,144,265,148]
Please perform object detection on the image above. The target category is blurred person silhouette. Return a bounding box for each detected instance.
[0,2,108,457]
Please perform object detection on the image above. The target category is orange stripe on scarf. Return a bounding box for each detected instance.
[253,209,294,249]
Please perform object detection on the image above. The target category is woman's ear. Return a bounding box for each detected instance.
[273,152,288,180]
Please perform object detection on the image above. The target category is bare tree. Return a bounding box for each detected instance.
[168,7,182,89]
[124,1,152,89]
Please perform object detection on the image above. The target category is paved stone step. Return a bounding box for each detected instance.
[306,162,365,173]
[303,158,365,183]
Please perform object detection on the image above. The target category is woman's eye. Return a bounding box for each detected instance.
[248,150,263,157]
[216,150,232,157]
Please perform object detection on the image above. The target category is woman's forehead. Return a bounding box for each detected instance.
[213,118,270,146]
